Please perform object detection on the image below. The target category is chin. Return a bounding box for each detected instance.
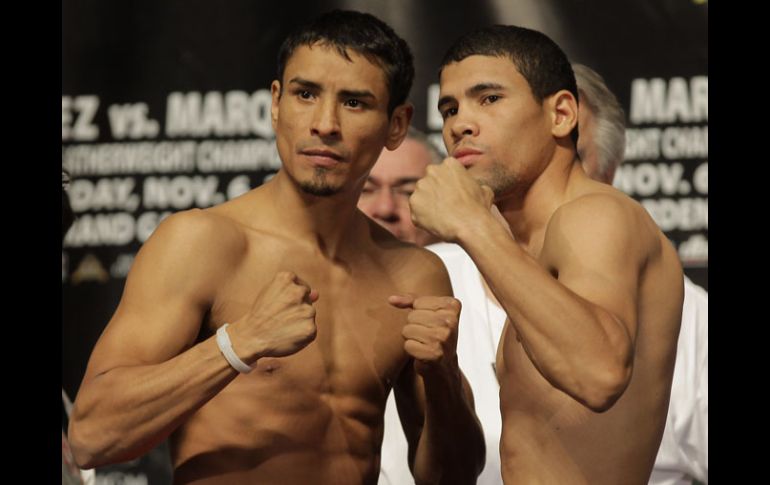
[298,181,342,197]
[297,169,346,197]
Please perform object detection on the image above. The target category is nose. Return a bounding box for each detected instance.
[311,97,341,139]
[448,108,479,143]
[370,188,399,222]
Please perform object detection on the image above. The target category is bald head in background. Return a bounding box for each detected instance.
[573,64,626,184]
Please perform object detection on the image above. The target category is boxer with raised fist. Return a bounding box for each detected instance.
[67,10,484,485]
[408,25,684,484]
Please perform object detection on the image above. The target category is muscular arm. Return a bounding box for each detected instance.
[392,253,485,485]
[67,210,246,468]
[459,195,645,411]
[69,210,318,469]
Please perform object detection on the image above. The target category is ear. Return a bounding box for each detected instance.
[384,103,414,151]
[547,90,578,141]
[270,80,282,132]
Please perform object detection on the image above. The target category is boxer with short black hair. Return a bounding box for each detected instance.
[68,10,484,485]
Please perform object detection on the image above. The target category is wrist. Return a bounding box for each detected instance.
[455,209,502,247]
[226,318,270,363]
[420,356,461,387]
[216,323,253,373]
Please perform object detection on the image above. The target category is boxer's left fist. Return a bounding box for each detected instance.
[389,294,461,376]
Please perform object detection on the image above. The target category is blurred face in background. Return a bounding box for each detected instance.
[577,100,605,182]
[358,137,438,246]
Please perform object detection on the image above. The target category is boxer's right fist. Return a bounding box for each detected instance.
[230,271,319,360]
[409,157,494,242]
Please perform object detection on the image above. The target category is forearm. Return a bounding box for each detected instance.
[413,363,485,485]
[457,216,632,410]
[69,336,239,468]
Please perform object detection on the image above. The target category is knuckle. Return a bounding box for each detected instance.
[290,286,306,301]
[307,305,316,318]
[431,345,443,360]
[405,340,422,356]
[277,271,294,283]
[403,339,415,353]
[447,297,461,312]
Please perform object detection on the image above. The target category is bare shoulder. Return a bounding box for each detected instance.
[152,207,247,247]
[552,188,659,240]
[401,244,449,279]
[544,188,662,267]
[125,208,250,299]
[366,218,447,271]
[395,244,453,298]
[553,189,647,232]
[364,217,452,296]
[142,208,248,265]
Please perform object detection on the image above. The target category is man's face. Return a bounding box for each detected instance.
[357,138,437,246]
[438,55,553,197]
[271,44,394,197]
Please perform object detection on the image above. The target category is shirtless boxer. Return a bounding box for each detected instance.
[67,10,484,485]
[409,25,684,484]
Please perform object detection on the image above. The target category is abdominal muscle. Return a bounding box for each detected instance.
[170,355,389,485]
[497,328,593,485]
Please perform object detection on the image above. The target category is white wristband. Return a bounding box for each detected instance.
[216,323,253,373]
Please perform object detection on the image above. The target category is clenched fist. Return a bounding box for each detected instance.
[228,271,319,362]
[409,157,494,241]
[389,294,461,376]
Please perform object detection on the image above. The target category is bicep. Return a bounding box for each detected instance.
[81,213,226,383]
[546,201,645,340]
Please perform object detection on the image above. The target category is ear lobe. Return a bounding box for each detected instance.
[270,80,281,131]
[549,90,578,140]
[385,103,414,150]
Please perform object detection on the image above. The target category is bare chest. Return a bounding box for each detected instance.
[204,249,410,400]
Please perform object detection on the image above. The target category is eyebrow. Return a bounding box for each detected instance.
[288,77,376,100]
[366,176,420,186]
[467,82,505,96]
[394,177,420,184]
[288,77,321,91]
[340,89,376,100]
[438,82,506,110]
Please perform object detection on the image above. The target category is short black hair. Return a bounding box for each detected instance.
[276,9,414,116]
[440,25,578,145]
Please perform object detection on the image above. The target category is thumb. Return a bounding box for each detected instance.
[480,184,495,207]
[490,204,514,238]
[388,294,416,309]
